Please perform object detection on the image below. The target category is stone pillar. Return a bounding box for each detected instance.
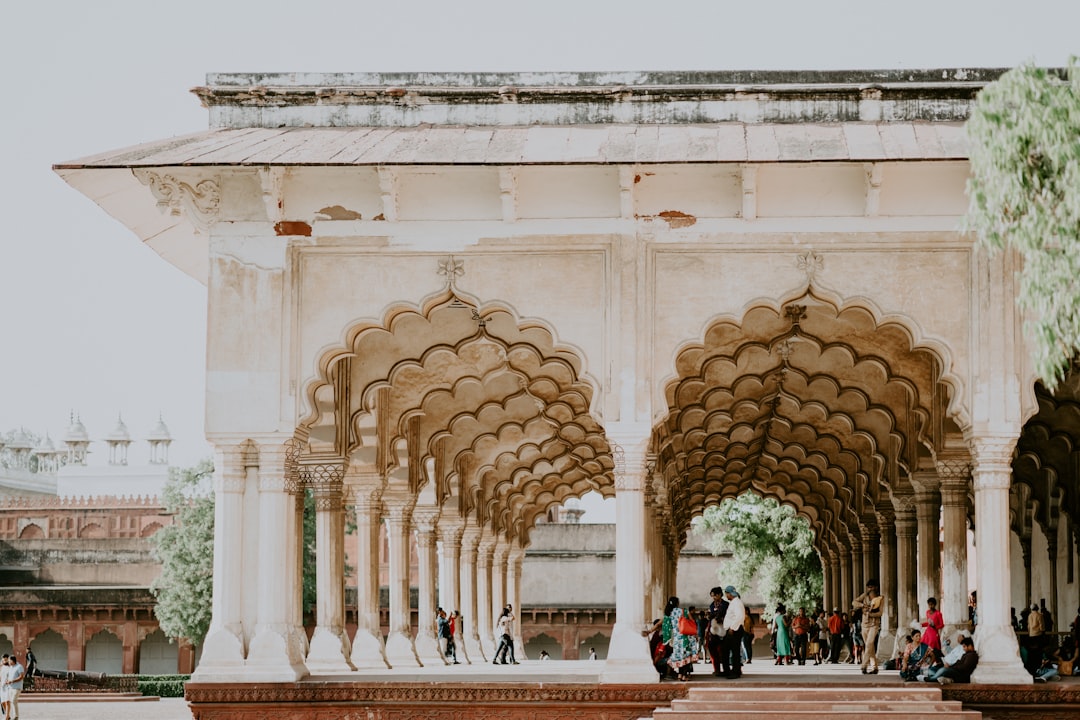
[839,547,852,612]
[383,500,422,667]
[912,471,942,608]
[349,482,389,669]
[508,544,526,659]
[492,540,510,633]
[970,435,1029,683]
[476,534,497,658]
[829,555,841,610]
[820,554,832,610]
[600,436,659,683]
[894,501,918,634]
[437,520,468,663]
[851,540,865,599]
[305,461,355,673]
[861,525,880,589]
[246,441,308,680]
[939,458,972,639]
[876,511,898,656]
[195,443,248,675]
[412,508,445,665]
[459,526,485,661]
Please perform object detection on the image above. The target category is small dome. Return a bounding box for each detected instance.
[107,415,131,442]
[148,415,172,442]
[35,433,56,453]
[564,497,582,510]
[65,414,89,443]
[8,428,33,450]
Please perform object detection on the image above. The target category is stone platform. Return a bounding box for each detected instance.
[181,660,1080,720]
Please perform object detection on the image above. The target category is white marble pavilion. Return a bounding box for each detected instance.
[56,69,1078,685]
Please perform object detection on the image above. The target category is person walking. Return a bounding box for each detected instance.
[853,579,883,674]
[828,607,844,663]
[492,607,515,665]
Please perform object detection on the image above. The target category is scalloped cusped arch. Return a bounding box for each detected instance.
[299,289,613,543]
[658,290,955,559]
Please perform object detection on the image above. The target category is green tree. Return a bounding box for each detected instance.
[694,493,822,612]
[150,460,321,644]
[966,60,1080,389]
[151,458,215,643]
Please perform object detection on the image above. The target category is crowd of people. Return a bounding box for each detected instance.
[645,585,749,681]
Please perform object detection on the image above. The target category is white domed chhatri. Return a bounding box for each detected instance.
[106,414,133,466]
[147,414,173,465]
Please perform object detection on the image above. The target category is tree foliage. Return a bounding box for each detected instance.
[151,458,215,644]
[150,460,321,645]
[694,493,822,612]
[966,59,1080,389]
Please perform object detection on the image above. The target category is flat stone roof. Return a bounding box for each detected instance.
[188,68,1022,129]
[55,122,967,169]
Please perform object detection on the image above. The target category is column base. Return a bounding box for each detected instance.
[875,629,896,663]
[349,628,391,669]
[465,635,486,663]
[306,626,357,674]
[414,633,447,665]
[384,630,423,667]
[194,625,245,675]
[972,624,1031,684]
[599,623,657,684]
[245,626,309,682]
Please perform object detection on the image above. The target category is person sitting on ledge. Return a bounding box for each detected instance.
[900,630,929,681]
[934,635,978,685]
[923,632,969,682]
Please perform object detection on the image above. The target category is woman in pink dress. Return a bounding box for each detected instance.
[922,597,944,651]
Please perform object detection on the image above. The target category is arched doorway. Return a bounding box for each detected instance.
[656,289,963,661]
[85,629,123,674]
[31,629,68,672]
[139,629,179,674]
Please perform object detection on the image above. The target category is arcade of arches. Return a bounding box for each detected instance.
[54,69,1080,686]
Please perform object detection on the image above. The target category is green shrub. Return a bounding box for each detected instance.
[130,674,190,697]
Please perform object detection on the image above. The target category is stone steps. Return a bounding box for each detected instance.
[645,686,981,720]
[23,692,159,702]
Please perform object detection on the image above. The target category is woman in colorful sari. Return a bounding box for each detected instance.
[773,603,793,665]
[901,630,930,681]
[662,596,699,681]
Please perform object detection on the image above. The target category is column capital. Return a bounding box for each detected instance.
[969,434,1018,471]
[257,440,299,493]
[875,506,895,529]
[412,507,440,534]
[890,488,917,518]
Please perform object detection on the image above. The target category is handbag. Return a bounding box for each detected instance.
[678,614,698,636]
[1059,659,1074,676]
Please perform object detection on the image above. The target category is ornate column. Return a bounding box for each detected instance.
[912,469,943,608]
[851,540,865,599]
[348,480,390,669]
[437,519,468,663]
[829,555,841,610]
[508,543,526,659]
[820,554,833,610]
[839,546,852,612]
[195,442,248,675]
[459,526,485,661]
[939,457,973,639]
[893,497,919,633]
[246,440,308,680]
[492,540,510,634]
[861,524,881,591]
[413,508,445,665]
[876,509,898,656]
[970,435,1029,683]
[600,434,660,683]
[476,533,497,658]
[304,459,355,673]
[383,498,422,667]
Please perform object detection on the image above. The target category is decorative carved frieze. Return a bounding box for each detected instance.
[132,169,221,230]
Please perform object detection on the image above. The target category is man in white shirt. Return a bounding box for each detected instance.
[722,586,747,679]
[7,654,25,720]
[0,654,10,720]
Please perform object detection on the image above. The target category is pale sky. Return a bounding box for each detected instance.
[1,0,1077,484]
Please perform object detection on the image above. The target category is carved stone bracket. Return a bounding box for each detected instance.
[133,169,221,231]
[796,250,824,284]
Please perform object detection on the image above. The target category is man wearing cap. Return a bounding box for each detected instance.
[722,586,746,679]
[853,579,883,674]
